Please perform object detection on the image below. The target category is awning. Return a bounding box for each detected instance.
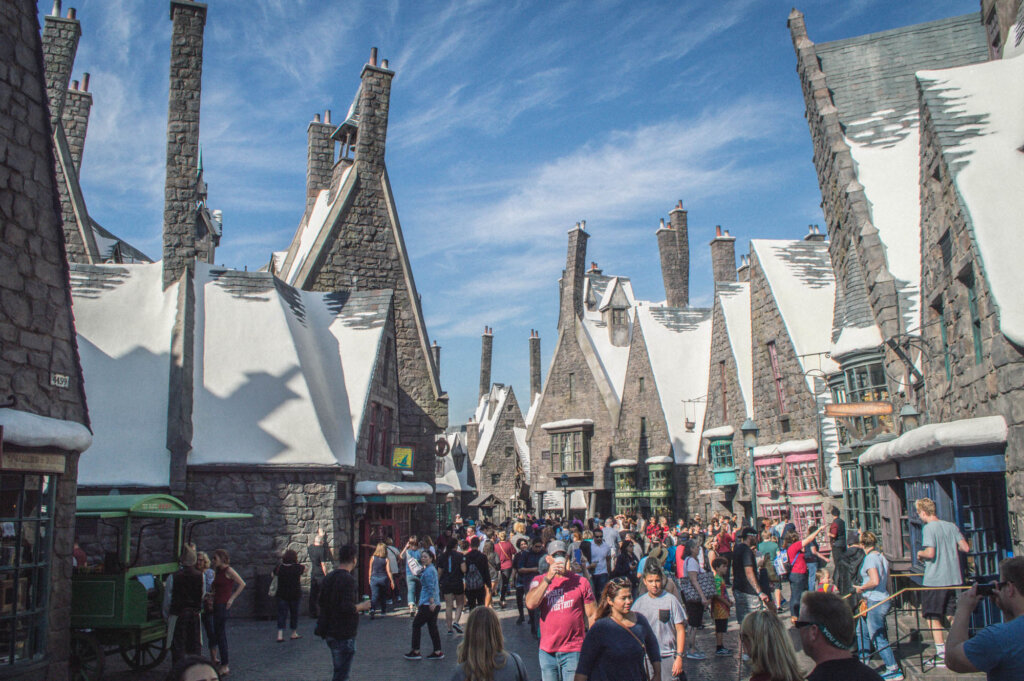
[859,415,1007,467]
[468,494,503,507]
[354,480,434,496]
[752,438,817,459]
[645,455,673,464]
[702,425,735,439]
[540,419,594,430]
[434,482,455,494]
[610,458,638,468]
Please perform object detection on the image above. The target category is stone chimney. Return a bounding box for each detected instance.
[41,0,81,126]
[353,47,395,172]
[431,339,441,376]
[737,255,750,283]
[529,329,541,399]
[804,224,826,242]
[306,110,334,213]
[560,222,590,328]
[465,417,480,461]
[479,327,493,399]
[657,200,690,308]
[162,0,206,289]
[710,225,737,283]
[787,7,808,47]
[61,73,91,172]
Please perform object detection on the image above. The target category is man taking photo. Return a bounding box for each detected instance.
[945,556,1024,680]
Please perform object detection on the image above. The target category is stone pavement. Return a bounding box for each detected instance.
[100,601,820,681]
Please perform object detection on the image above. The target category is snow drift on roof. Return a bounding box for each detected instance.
[71,263,179,486]
[513,426,531,479]
[191,265,389,468]
[472,385,511,466]
[752,240,838,382]
[702,425,735,440]
[540,418,595,430]
[1003,3,1024,58]
[355,481,433,496]
[717,282,753,417]
[285,184,343,285]
[634,303,713,465]
[917,55,1024,347]
[830,324,884,360]
[578,274,636,409]
[0,408,91,452]
[753,438,818,458]
[859,415,1007,466]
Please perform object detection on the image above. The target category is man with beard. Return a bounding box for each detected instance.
[945,556,1024,680]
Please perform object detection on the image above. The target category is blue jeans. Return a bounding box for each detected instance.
[789,572,808,619]
[591,573,609,598]
[326,636,356,681]
[370,576,390,614]
[276,597,299,631]
[858,599,898,669]
[539,650,580,681]
[807,562,818,592]
[406,574,421,607]
[211,603,230,665]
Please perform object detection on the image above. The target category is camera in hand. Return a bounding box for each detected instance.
[976,581,995,596]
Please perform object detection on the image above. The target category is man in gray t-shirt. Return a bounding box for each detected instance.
[915,498,970,662]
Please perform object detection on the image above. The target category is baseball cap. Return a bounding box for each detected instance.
[547,540,568,556]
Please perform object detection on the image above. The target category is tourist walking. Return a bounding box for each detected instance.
[448,606,528,681]
[366,543,393,619]
[631,563,685,680]
[495,531,516,608]
[680,538,709,660]
[740,609,805,681]
[464,537,493,610]
[525,540,597,681]
[168,544,203,663]
[273,549,305,641]
[514,538,544,635]
[307,527,331,618]
[914,497,970,666]
[785,525,823,621]
[316,544,370,681]
[733,527,770,625]
[401,536,424,617]
[405,549,445,661]
[210,549,245,676]
[439,540,467,635]
[574,577,662,681]
[385,536,404,609]
[798,591,883,681]
[610,538,638,591]
[853,532,903,680]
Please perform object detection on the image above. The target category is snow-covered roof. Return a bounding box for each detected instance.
[645,455,673,464]
[354,480,434,496]
[472,385,511,466]
[578,274,636,412]
[280,175,352,286]
[524,393,541,429]
[1004,4,1024,58]
[540,418,594,430]
[859,415,1007,467]
[830,324,884,360]
[513,426,531,479]
[633,302,713,465]
[752,438,818,459]
[191,265,389,468]
[717,282,753,417]
[436,431,475,493]
[542,490,587,510]
[917,55,1024,347]
[751,240,838,382]
[609,458,638,467]
[71,263,179,486]
[702,425,735,440]
[0,408,92,452]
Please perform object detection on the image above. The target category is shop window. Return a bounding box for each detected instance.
[831,354,892,442]
[709,439,736,486]
[376,405,392,465]
[767,342,787,414]
[612,309,627,326]
[756,461,784,496]
[550,431,591,473]
[955,476,1007,579]
[905,479,942,570]
[964,274,983,364]
[792,504,827,549]
[0,473,55,665]
[878,483,905,560]
[841,465,879,537]
[760,503,787,528]
[787,460,819,493]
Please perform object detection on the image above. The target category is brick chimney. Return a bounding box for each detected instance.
[353,47,394,173]
[804,224,826,242]
[560,222,590,328]
[306,110,334,213]
[479,327,493,399]
[431,339,441,376]
[737,255,750,283]
[710,225,737,283]
[657,200,690,308]
[41,0,80,126]
[162,0,206,289]
[529,329,542,399]
[62,74,91,172]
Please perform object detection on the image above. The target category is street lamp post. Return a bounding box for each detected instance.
[899,404,921,432]
[741,418,759,529]
[559,473,570,520]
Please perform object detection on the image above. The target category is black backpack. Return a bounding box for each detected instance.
[466,562,485,591]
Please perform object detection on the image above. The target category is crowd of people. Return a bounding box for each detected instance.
[158,498,1024,681]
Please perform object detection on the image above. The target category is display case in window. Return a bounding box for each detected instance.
[708,439,736,486]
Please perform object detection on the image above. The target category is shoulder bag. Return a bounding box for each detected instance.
[679,559,715,602]
[617,618,655,681]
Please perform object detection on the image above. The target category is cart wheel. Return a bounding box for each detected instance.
[119,636,167,671]
[70,631,105,681]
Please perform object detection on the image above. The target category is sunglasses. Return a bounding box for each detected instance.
[793,620,817,629]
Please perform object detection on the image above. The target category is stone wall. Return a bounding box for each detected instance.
[919,102,1024,552]
[306,117,334,213]
[1,2,91,676]
[61,86,90,173]
[710,233,737,284]
[472,388,527,517]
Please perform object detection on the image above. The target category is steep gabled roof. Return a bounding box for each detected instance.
[577,273,636,416]
[716,282,753,418]
[436,431,475,492]
[918,54,1024,347]
[634,303,713,465]
[472,384,511,466]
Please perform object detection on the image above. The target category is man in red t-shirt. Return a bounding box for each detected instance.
[786,525,824,621]
[525,540,597,681]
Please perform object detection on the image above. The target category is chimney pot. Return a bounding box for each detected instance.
[313,113,321,123]
[52,0,61,16]
[580,219,586,230]
[715,225,722,237]
[324,109,331,124]
[67,7,76,19]
[381,59,389,69]
[677,200,683,209]
[82,72,90,91]
[369,47,378,66]
[659,218,666,229]
[71,80,79,91]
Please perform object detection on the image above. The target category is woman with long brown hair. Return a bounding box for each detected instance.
[368,542,393,619]
[448,606,527,681]
[740,609,804,681]
[273,548,304,642]
[574,578,661,681]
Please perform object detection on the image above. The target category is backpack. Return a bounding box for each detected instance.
[773,550,790,579]
[465,562,485,591]
[406,552,424,577]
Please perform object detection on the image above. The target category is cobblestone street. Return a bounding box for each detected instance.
[102,601,816,681]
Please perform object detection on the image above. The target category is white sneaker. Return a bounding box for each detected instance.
[686,651,706,660]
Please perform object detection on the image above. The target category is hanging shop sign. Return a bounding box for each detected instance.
[391,445,414,470]
[824,401,893,418]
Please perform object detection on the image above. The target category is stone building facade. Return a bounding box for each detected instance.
[0,0,93,677]
[466,381,530,522]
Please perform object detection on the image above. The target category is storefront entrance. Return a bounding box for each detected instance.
[358,505,410,595]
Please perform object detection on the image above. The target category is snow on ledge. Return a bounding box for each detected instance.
[830,325,883,360]
[609,458,638,468]
[354,480,434,496]
[859,415,1007,467]
[645,455,674,464]
[752,438,817,458]
[0,408,92,452]
[434,482,455,494]
[702,425,735,440]
[541,419,595,430]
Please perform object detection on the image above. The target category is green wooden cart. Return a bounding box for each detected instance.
[69,494,250,681]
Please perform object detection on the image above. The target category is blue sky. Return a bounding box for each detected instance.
[64,0,977,426]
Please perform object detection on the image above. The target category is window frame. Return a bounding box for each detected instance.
[549,430,591,473]
[708,439,735,472]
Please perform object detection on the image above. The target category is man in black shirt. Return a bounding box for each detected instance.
[799,591,883,681]
[308,527,331,617]
[732,527,769,625]
[317,545,370,681]
[463,536,493,610]
[829,507,847,555]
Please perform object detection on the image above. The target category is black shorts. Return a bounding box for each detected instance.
[685,601,704,628]
[441,582,464,596]
[714,618,728,634]
[921,587,958,618]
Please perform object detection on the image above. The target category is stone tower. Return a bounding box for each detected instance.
[657,200,690,308]
[529,329,542,399]
[710,225,737,284]
[479,327,493,399]
[162,0,207,289]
